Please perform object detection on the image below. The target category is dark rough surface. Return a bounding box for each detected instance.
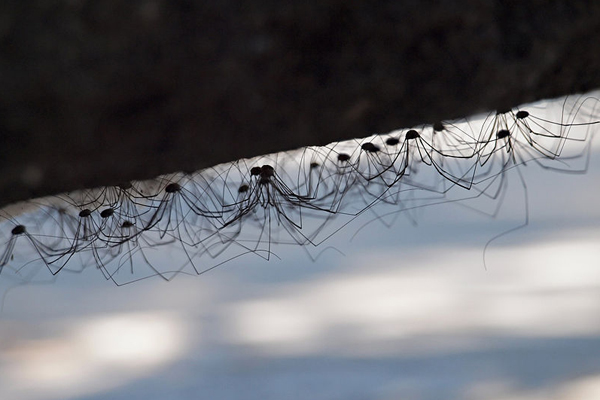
[1,0,599,207]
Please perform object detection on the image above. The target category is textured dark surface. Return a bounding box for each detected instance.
[1,0,599,206]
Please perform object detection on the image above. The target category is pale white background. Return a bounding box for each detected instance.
[1,114,599,400]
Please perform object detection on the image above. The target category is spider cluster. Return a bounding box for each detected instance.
[0,93,598,285]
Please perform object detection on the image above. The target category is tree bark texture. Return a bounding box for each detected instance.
[1,0,599,207]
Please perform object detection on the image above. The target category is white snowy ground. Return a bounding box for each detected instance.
[0,140,600,400]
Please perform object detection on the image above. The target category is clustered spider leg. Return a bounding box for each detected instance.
[0,93,598,285]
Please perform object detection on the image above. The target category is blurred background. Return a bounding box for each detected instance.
[0,127,599,400]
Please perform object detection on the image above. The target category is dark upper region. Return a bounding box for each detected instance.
[0,0,599,207]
